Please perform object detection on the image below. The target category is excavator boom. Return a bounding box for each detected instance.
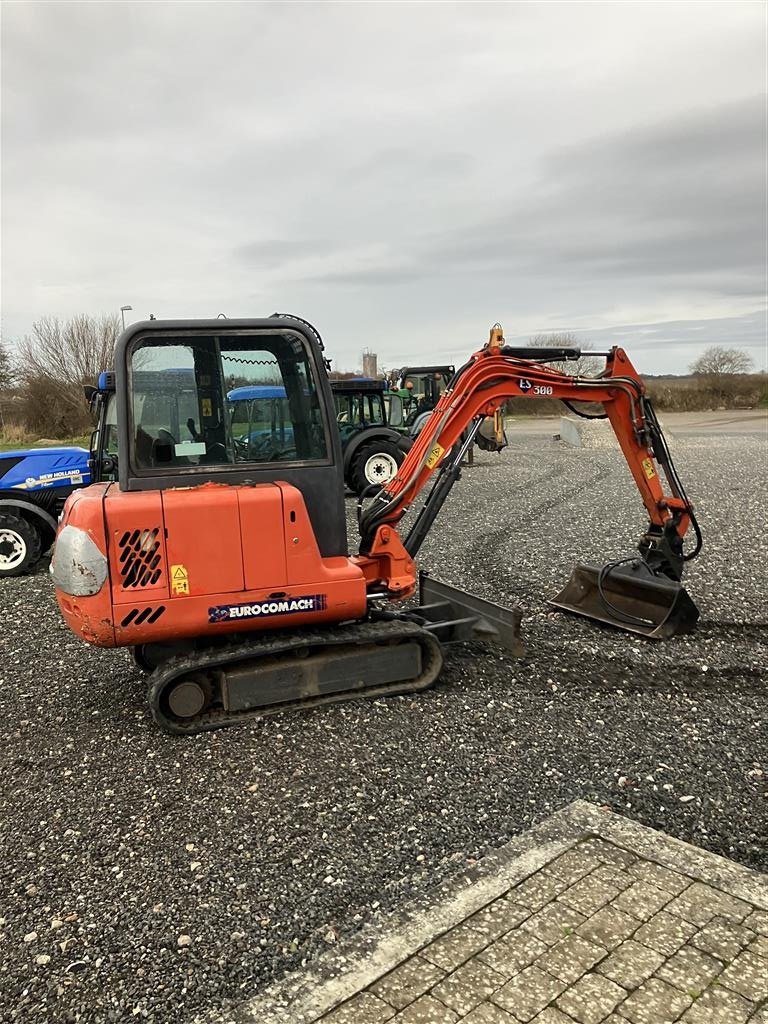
[355,327,700,638]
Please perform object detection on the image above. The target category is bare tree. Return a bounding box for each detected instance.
[688,345,755,408]
[14,313,119,436]
[17,313,119,416]
[529,332,600,376]
[690,346,754,376]
[0,339,15,392]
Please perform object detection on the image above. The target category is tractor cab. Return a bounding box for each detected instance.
[330,378,397,438]
[84,371,119,483]
[396,365,455,435]
[226,384,294,461]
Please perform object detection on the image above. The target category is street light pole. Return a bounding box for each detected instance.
[120,305,133,331]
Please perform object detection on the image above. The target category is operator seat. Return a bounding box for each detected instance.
[135,427,155,469]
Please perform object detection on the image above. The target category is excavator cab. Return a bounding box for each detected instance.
[101,317,348,557]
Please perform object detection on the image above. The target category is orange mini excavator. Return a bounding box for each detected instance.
[52,316,701,733]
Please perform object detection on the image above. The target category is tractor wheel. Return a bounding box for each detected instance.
[0,513,43,578]
[350,440,405,495]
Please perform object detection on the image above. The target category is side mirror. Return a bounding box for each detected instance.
[83,385,96,403]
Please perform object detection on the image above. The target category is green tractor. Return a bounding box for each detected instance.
[330,377,412,494]
[227,379,412,496]
[393,364,455,436]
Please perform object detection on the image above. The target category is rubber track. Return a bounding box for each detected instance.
[147,619,444,735]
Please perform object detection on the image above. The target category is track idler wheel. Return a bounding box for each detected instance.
[161,673,214,724]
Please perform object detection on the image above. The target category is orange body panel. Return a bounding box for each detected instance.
[55,484,116,646]
[162,483,244,595]
[55,480,367,648]
[240,485,288,590]
[107,489,169,600]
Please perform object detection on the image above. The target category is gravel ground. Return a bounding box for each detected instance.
[1,429,766,1023]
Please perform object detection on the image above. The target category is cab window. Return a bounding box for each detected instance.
[128,332,329,471]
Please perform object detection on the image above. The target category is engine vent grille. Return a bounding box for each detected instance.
[117,528,163,588]
[120,605,166,629]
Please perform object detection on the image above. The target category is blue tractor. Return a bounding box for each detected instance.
[0,446,90,577]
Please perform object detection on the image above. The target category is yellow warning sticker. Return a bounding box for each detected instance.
[201,398,212,418]
[641,458,656,479]
[171,564,190,595]
[425,443,445,470]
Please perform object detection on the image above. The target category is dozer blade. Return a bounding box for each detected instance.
[415,572,526,656]
[549,562,699,640]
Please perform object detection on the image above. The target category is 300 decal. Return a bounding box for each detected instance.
[518,379,554,396]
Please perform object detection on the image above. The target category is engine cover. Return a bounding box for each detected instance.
[54,481,367,647]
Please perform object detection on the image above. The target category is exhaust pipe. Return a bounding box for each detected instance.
[549,561,699,640]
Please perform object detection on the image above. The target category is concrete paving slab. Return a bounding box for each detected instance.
[197,801,768,1024]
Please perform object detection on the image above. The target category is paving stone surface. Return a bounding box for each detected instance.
[555,971,626,1023]
[465,897,530,940]
[233,803,768,1024]
[745,908,768,935]
[559,872,623,917]
[655,942,724,993]
[458,1004,519,1024]
[370,956,446,1011]
[596,938,664,988]
[532,1009,579,1024]
[492,965,568,1020]
[476,931,548,976]
[717,949,768,1002]
[612,880,673,920]
[420,922,491,972]
[690,916,756,961]
[577,903,639,950]
[618,975,693,1023]
[627,860,692,896]
[322,990,396,1023]
[520,899,587,945]
[665,882,753,927]
[391,994,458,1023]
[680,984,756,1024]
[632,909,699,956]
[537,933,606,984]
[430,958,506,1017]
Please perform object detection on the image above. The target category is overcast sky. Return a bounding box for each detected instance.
[2,1,766,374]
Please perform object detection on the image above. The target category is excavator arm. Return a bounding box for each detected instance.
[354,327,701,638]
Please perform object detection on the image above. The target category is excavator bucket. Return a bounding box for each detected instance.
[549,561,699,640]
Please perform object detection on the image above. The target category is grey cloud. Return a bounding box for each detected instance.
[421,311,767,375]
[1,3,765,375]
[234,240,328,268]
[301,266,431,287]
[295,93,765,319]
[577,311,768,352]
[519,311,768,368]
[544,93,766,182]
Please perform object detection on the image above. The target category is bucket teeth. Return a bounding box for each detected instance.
[549,562,699,640]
